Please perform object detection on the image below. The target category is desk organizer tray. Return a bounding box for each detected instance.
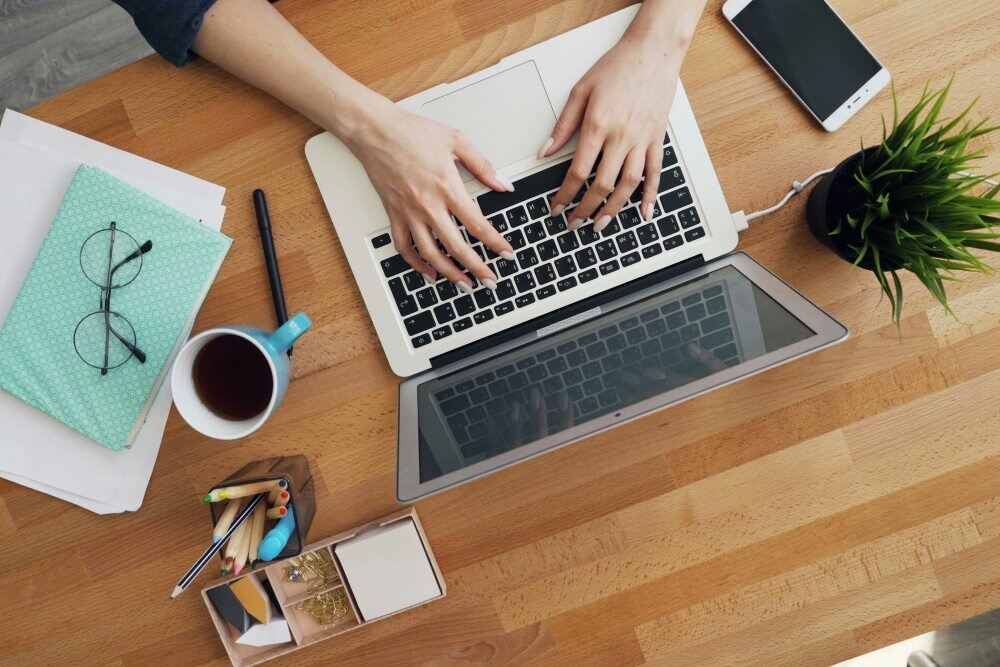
[201,507,444,667]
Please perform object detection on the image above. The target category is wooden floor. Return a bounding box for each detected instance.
[0,0,150,111]
[2,1,999,665]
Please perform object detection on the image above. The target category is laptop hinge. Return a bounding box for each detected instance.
[429,255,706,369]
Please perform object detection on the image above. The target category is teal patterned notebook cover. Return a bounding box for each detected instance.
[0,166,231,450]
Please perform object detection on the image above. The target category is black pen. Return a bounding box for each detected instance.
[253,189,292,356]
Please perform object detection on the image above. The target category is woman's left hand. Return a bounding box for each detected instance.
[541,33,683,233]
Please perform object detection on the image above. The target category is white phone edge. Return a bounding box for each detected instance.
[721,0,890,132]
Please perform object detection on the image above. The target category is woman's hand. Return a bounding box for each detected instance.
[344,98,516,292]
[541,31,687,233]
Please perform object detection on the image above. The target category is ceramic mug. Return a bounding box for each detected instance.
[171,313,311,439]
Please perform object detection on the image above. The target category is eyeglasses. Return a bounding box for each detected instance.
[73,222,153,375]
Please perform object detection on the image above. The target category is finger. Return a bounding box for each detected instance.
[529,386,548,437]
[454,132,514,192]
[570,141,628,228]
[390,218,437,282]
[640,142,664,221]
[409,220,471,291]
[550,128,602,217]
[510,401,524,446]
[432,207,499,288]
[448,188,515,262]
[539,84,588,160]
[687,343,728,373]
[557,391,574,431]
[593,147,644,228]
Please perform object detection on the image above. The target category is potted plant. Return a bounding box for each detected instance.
[806,80,999,322]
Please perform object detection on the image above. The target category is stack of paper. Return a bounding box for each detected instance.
[0,110,227,514]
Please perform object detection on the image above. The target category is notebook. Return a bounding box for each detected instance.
[0,165,231,451]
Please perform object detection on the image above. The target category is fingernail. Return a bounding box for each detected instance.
[643,203,654,221]
[558,392,570,410]
[595,214,612,231]
[537,136,554,159]
[567,218,583,231]
[500,250,516,261]
[457,282,473,294]
[497,175,515,192]
[644,368,667,381]
[422,271,437,283]
[510,402,522,422]
[483,278,498,290]
[551,204,566,216]
[529,387,541,410]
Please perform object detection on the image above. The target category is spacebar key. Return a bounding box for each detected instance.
[477,159,572,216]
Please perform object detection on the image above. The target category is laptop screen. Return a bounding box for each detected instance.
[413,265,815,484]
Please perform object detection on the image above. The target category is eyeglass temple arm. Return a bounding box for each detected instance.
[107,322,147,364]
[109,240,153,279]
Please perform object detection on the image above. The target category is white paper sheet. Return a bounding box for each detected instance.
[0,111,227,513]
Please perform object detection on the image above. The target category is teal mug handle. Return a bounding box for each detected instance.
[266,312,312,354]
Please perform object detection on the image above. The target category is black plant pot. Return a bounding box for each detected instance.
[806,146,887,271]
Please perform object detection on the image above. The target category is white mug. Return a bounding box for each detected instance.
[171,314,311,439]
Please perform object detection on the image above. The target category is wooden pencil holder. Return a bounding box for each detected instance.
[207,455,316,560]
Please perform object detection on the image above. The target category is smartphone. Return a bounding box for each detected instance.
[722,0,889,132]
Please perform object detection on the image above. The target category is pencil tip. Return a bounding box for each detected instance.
[202,495,212,503]
[170,586,184,599]
[234,564,243,576]
[212,536,220,543]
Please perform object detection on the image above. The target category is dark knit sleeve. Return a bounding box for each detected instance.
[111,0,221,66]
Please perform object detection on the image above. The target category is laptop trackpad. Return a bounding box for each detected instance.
[422,61,556,174]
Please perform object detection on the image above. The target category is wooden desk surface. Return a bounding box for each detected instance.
[3,1,998,665]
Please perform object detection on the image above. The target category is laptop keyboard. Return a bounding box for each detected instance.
[432,281,739,461]
[372,132,709,351]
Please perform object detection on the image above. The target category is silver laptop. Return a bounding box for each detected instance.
[305,5,849,501]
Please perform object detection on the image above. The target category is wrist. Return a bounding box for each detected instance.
[318,79,395,146]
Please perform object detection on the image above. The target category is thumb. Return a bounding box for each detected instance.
[454,132,513,193]
[539,86,588,158]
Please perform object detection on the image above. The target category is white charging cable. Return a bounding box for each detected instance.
[731,168,998,233]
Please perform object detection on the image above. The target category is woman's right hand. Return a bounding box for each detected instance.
[343,97,516,292]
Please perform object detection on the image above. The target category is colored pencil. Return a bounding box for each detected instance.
[212,500,240,543]
[265,506,288,520]
[170,493,264,599]
[266,483,287,504]
[248,502,265,569]
[222,519,247,575]
[203,479,286,503]
[273,490,290,508]
[233,517,253,576]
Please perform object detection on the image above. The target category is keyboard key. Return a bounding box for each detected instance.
[434,302,456,323]
[577,225,600,244]
[538,239,559,261]
[555,256,577,277]
[456,379,475,392]
[432,326,452,340]
[620,251,640,268]
[453,317,472,332]
[666,311,686,329]
[526,197,549,219]
[626,327,646,345]
[543,376,563,393]
[600,217,621,237]
[662,301,680,313]
[583,360,603,377]
[508,371,528,389]
[657,215,679,237]
[642,244,662,259]
[599,260,620,275]
[544,215,567,236]
[392,290,416,315]
[411,333,431,348]
[515,293,536,308]
[662,144,677,167]
[534,263,557,285]
[528,364,547,382]
[505,229,526,249]
[663,235,683,250]
[637,223,659,245]
[678,207,701,229]
[479,159,571,215]
[657,167,685,193]
[660,187,693,213]
[557,277,578,291]
[506,206,529,228]
[415,287,438,309]
[575,247,597,269]
[707,296,726,314]
[474,289,496,309]
[596,240,618,260]
[684,227,706,242]
[436,280,458,301]
[455,295,475,316]
[620,207,642,229]
[686,303,706,321]
[496,258,518,277]
[607,334,626,353]
[516,247,539,269]
[380,254,410,277]
[579,268,599,283]
[700,327,735,350]
[475,372,495,386]
[555,231,579,254]
[615,231,638,253]
[537,285,556,299]
[700,312,731,334]
[488,214,508,233]
[404,311,435,336]
[402,271,424,291]
[681,323,701,341]
[495,301,515,316]
[371,233,392,249]
[514,272,537,293]
[538,348,556,361]
[474,309,495,324]
[525,221,546,243]
[497,279,516,301]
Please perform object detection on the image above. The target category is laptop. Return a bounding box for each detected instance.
[305,5,849,501]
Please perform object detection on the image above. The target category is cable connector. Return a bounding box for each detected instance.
[731,210,749,233]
